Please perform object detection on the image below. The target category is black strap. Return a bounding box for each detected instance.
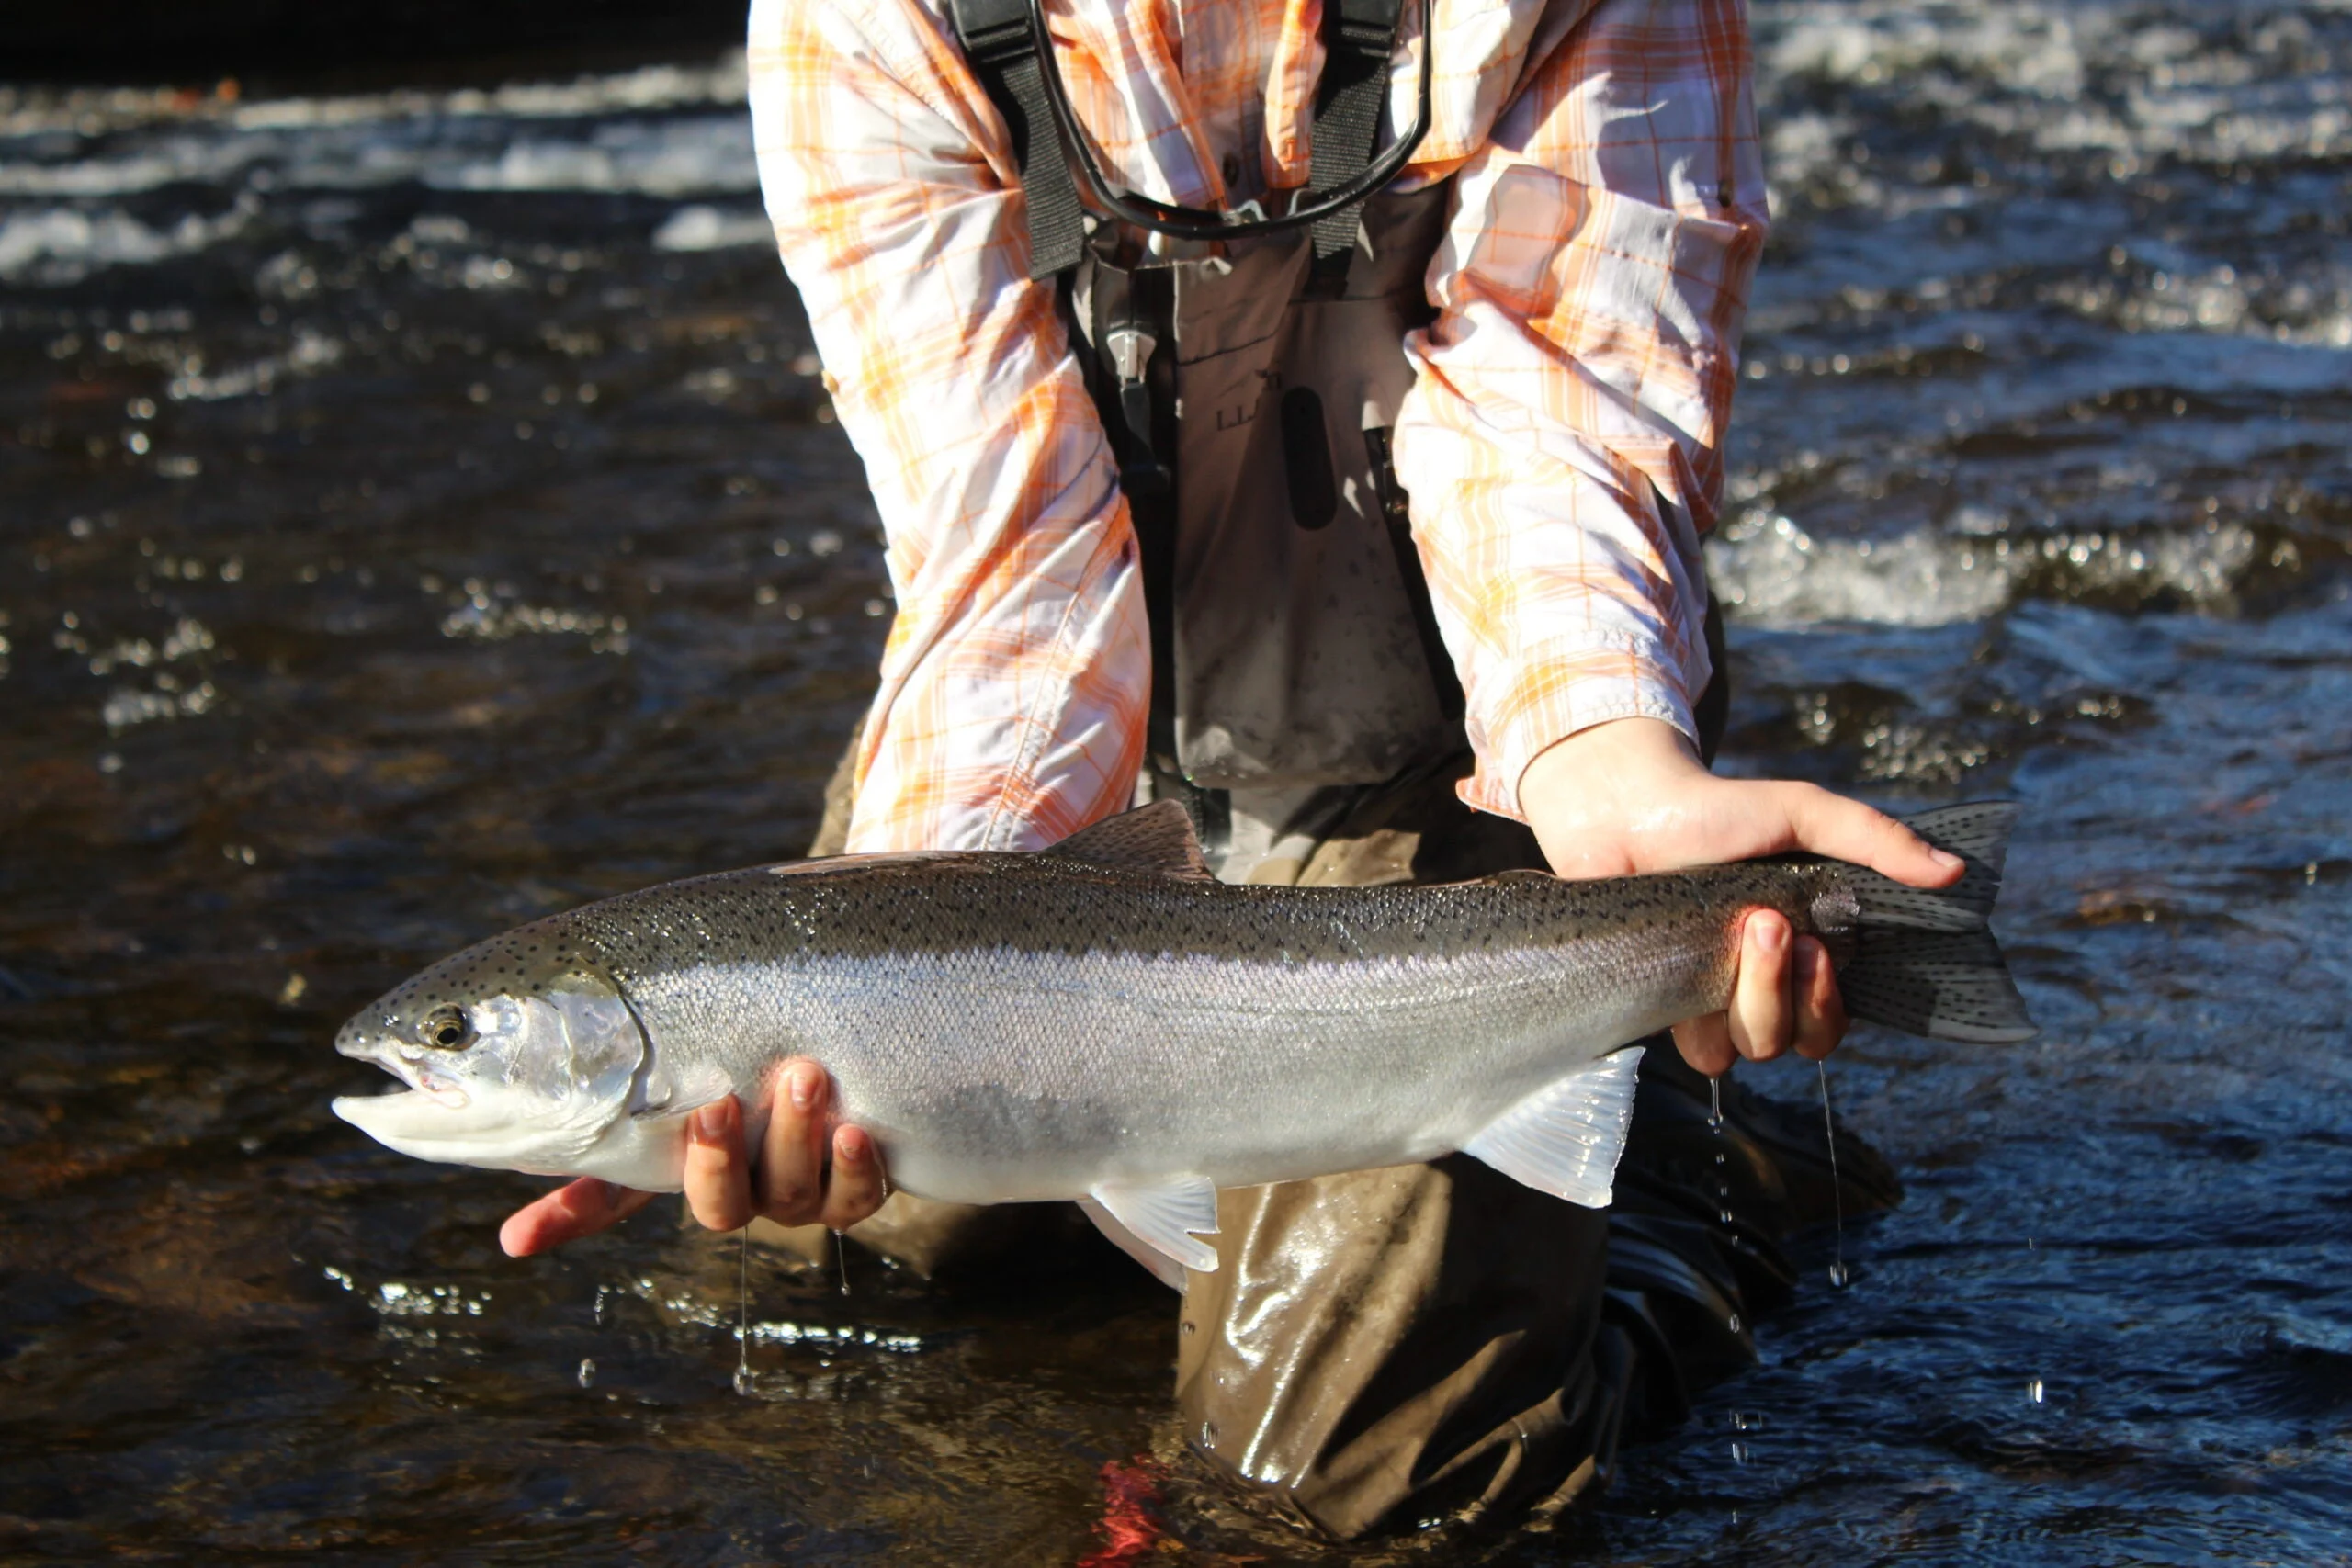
[1081,262,1183,776]
[947,0,1087,278]
[1306,0,1408,263]
[1364,425,1464,721]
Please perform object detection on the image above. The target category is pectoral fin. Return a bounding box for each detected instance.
[1462,1047,1645,1208]
[1078,1197,1188,1290]
[1086,1176,1220,1276]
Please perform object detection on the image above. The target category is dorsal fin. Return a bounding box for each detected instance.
[1042,801,1213,882]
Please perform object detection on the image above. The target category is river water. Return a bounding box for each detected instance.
[3,2,2348,1562]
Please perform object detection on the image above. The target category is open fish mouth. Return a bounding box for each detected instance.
[342,1043,471,1109]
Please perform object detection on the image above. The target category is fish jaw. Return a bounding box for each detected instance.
[329,1086,691,1188]
[329,1083,581,1174]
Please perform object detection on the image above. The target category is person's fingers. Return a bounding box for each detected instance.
[1726,909,1795,1062]
[754,1059,830,1224]
[1774,782,1962,888]
[683,1096,753,1233]
[1672,1011,1737,1077]
[1792,936,1849,1061]
[820,1124,888,1230]
[499,1178,656,1258]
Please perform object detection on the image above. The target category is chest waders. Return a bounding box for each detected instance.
[951,0,1464,870]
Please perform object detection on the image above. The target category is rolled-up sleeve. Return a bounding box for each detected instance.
[1393,0,1768,820]
[749,0,1148,852]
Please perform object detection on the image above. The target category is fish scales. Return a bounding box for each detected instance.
[333,800,2032,1276]
[553,858,1814,1199]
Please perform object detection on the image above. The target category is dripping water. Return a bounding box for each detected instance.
[732,1231,753,1396]
[1710,1075,1734,1225]
[1819,1059,1849,1289]
[833,1228,852,1299]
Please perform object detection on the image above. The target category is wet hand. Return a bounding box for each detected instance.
[497,1059,888,1257]
[1518,716,1963,1076]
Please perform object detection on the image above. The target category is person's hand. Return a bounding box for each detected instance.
[498,1059,889,1257]
[1518,716,1963,1075]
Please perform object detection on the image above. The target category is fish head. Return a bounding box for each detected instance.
[332,931,647,1177]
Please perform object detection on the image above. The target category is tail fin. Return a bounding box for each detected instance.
[1838,803,2038,1044]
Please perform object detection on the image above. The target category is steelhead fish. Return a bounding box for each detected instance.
[334,800,2033,1279]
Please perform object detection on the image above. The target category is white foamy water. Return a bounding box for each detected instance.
[1759,0,2352,180]
[1706,513,2267,628]
[0,54,758,281]
[652,205,776,253]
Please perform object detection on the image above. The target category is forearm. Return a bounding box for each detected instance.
[1392,0,1768,820]
[750,0,1147,852]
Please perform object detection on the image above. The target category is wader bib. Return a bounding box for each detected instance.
[950,0,1464,854]
[764,2,1896,1540]
[1068,189,1463,797]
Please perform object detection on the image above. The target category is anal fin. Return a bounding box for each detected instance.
[1462,1047,1645,1209]
[1087,1175,1219,1277]
[1078,1197,1189,1290]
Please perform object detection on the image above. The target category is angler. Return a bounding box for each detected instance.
[359,0,2018,1537]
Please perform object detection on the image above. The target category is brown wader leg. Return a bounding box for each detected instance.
[1172,772,1620,1539]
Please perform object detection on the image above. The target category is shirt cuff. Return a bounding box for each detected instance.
[1457,643,1699,823]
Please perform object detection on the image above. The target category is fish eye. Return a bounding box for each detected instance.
[420,1006,476,1051]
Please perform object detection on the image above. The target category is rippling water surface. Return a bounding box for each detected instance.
[5,3,2350,1562]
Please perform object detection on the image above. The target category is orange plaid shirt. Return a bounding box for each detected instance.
[747,0,1766,852]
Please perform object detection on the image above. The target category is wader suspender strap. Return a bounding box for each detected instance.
[1307,0,1408,263]
[948,0,1407,278]
[948,0,1088,278]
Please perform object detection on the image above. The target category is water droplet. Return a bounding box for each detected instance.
[1727,1314,1742,1335]
[1707,1075,1725,1134]
[733,1365,755,1397]
[1719,1209,1736,1225]
[1200,1422,1218,1449]
[577,1358,595,1389]
[1828,1261,1850,1289]
[2029,1378,2044,1404]
[1182,1320,1196,1337]
[1731,1411,1763,1431]
[1730,1441,1749,1464]
[1713,1151,1726,1167]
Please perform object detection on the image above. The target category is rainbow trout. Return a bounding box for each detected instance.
[334,800,2031,1277]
